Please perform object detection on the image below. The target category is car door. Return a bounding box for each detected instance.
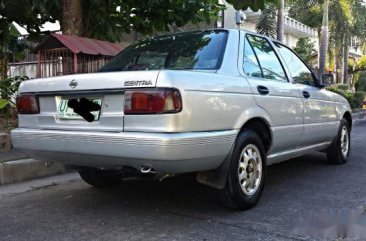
[274,43,339,146]
[240,33,304,155]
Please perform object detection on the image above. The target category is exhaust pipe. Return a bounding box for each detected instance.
[140,164,153,174]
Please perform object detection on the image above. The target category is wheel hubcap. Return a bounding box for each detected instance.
[238,144,263,195]
[340,126,349,157]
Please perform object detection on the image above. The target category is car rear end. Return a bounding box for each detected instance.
[11,30,238,174]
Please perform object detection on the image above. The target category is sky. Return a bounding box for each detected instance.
[12,21,60,36]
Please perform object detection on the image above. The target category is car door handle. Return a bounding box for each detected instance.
[257,85,269,95]
[302,91,311,99]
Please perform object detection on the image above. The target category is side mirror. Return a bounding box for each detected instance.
[321,74,335,87]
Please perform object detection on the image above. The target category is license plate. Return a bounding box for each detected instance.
[57,97,102,120]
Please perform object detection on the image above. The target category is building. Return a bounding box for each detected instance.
[220,1,318,49]
[35,33,123,78]
[8,22,124,79]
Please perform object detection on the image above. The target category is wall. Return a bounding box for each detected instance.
[284,34,298,48]
[222,3,237,29]
[8,62,38,79]
[242,22,256,33]
[221,1,319,47]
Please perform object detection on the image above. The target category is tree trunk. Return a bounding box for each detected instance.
[344,45,349,85]
[61,0,83,36]
[277,0,284,42]
[0,54,8,80]
[318,0,329,79]
[335,43,344,84]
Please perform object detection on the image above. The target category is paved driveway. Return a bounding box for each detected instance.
[0,120,366,241]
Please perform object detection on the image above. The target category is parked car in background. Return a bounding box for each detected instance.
[11,29,352,210]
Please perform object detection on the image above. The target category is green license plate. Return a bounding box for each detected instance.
[57,98,102,120]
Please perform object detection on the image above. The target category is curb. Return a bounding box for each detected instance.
[0,159,67,185]
[0,133,11,152]
[352,110,366,120]
[0,172,80,199]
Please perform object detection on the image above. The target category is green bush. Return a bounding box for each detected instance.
[326,85,363,109]
[354,91,366,107]
[335,84,350,91]
[356,56,366,71]
[354,71,366,91]
[354,91,366,101]
[348,58,356,74]
[0,76,28,113]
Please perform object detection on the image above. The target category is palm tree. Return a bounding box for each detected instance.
[318,0,329,79]
[277,0,285,42]
[331,0,353,83]
[256,3,277,38]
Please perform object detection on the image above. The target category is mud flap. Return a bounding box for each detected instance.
[196,144,234,189]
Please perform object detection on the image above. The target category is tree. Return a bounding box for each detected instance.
[287,0,328,76]
[256,3,277,38]
[330,0,353,83]
[62,0,83,36]
[288,0,323,29]
[294,38,317,65]
[289,0,366,83]
[344,0,366,84]
[0,0,224,42]
[0,23,27,79]
[356,56,366,71]
[0,0,224,77]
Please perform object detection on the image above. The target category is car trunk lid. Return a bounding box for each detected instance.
[18,71,160,132]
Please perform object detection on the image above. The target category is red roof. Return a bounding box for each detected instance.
[36,33,124,56]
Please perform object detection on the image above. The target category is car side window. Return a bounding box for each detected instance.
[275,43,315,86]
[246,35,288,82]
[243,37,262,78]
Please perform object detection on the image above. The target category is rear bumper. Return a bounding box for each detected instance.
[11,128,237,173]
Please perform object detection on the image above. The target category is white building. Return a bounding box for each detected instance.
[220,1,318,49]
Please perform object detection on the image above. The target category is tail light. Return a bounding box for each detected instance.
[124,88,182,114]
[16,95,39,114]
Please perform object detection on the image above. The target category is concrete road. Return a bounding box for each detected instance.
[1,121,366,241]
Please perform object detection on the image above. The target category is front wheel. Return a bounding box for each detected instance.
[327,119,351,164]
[218,130,266,210]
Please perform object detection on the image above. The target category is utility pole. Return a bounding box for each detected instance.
[319,0,329,79]
[277,0,284,42]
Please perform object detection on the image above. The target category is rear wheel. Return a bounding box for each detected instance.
[218,130,266,210]
[327,119,351,164]
[78,167,121,188]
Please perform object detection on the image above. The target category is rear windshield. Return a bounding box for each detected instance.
[99,30,228,72]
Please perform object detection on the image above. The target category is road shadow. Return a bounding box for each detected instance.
[2,150,363,241]
[63,152,332,214]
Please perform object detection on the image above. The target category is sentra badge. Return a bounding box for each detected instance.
[124,80,153,87]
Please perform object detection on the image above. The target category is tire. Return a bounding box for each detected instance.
[218,130,266,210]
[78,167,121,188]
[327,118,351,165]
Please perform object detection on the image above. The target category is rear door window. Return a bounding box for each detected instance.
[243,37,262,78]
[246,35,288,82]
